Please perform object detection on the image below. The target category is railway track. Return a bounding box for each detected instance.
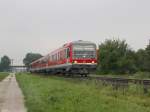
[89,76,150,86]
[85,76,150,93]
[38,73,150,93]
[60,74,150,93]
[39,73,150,88]
[61,74,150,87]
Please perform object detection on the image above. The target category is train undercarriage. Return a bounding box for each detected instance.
[30,63,97,77]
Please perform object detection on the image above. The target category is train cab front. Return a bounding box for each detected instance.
[70,41,97,75]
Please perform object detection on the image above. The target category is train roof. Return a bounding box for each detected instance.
[71,40,96,45]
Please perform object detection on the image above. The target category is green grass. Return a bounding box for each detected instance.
[0,72,9,81]
[16,73,150,112]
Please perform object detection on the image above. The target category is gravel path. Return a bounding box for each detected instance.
[0,73,27,112]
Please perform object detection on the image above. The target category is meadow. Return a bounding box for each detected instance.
[16,73,150,112]
[0,72,8,81]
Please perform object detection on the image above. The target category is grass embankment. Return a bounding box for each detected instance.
[16,73,150,112]
[0,72,8,81]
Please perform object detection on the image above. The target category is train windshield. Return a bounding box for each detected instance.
[73,44,96,59]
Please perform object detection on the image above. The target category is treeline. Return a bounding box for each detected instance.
[1,39,149,74]
[23,39,150,75]
[97,39,150,74]
[23,53,43,66]
[0,53,43,72]
[0,55,11,72]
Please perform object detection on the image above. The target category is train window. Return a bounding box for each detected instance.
[58,52,60,60]
[52,55,54,61]
[64,49,66,59]
[48,55,51,61]
[57,53,59,61]
[56,54,57,61]
[55,55,56,61]
[60,51,62,59]
[67,48,70,58]
[73,44,96,59]
[50,56,51,61]
[55,54,57,61]
[58,53,60,60]
[57,53,58,60]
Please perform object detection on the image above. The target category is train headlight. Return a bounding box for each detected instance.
[74,61,77,64]
[92,61,95,64]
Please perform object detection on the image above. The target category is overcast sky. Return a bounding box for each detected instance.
[0,0,150,65]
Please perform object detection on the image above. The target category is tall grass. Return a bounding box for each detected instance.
[16,73,150,112]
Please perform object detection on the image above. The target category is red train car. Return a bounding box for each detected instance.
[29,40,97,76]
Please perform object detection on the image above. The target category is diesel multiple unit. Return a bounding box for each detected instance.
[29,40,97,76]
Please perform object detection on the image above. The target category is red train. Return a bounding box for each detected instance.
[29,40,97,76]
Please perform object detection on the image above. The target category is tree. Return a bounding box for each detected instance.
[0,55,11,72]
[136,49,147,71]
[97,39,136,74]
[23,53,43,66]
[136,41,150,72]
[145,41,150,71]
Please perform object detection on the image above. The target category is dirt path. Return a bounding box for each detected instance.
[0,73,27,112]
